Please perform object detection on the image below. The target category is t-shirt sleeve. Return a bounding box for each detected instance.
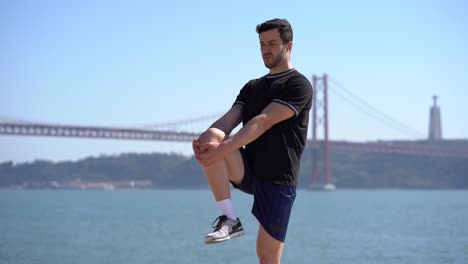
[273,76,313,116]
[233,80,254,107]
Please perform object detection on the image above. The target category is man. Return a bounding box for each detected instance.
[193,18,313,263]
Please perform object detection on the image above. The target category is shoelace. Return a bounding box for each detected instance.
[211,215,228,231]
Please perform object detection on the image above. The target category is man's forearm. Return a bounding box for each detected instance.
[218,114,271,155]
[198,105,243,144]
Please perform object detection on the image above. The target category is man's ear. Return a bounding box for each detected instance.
[287,41,293,52]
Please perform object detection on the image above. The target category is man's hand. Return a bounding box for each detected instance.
[192,139,201,155]
[192,139,206,164]
[193,127,227,166]
[195,141,224,167]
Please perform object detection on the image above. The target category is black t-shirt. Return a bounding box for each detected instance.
[233,68,313,186]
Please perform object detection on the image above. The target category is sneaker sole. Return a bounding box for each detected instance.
[205,229,245,244]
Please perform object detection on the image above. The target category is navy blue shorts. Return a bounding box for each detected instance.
[231,148,296,242]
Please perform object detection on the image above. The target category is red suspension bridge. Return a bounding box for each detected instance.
[1,74,467,186]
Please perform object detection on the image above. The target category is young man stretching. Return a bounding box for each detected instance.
[193,18,313,263]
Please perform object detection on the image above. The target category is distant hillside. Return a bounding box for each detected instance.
[300,139,468,189]
[1,140,467,189]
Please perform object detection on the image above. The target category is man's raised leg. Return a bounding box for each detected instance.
[195,129,245,244]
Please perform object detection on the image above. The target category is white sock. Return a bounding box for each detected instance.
[217,198,237,220]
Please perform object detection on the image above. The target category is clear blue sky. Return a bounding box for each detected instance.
[1,0,467,162]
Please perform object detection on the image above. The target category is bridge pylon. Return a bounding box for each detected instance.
[311,74,334,190]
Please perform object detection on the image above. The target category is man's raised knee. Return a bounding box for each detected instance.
[198,127,226,144]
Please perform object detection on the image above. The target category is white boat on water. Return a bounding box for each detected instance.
[323,183,336,191]
[308,183,336,191]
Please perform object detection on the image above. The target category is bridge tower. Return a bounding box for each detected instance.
[428,95,443,141]
[311,74,333,189]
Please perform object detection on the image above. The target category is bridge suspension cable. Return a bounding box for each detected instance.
[145,113,221,128]
[0,115,31,123]
[328,77,425,138]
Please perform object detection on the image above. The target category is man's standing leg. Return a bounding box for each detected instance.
[257,225,284,264]
[252,182,295,263]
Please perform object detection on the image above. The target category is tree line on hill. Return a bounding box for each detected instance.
[1,141,467,189]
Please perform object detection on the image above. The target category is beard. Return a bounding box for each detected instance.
[262,47,287,69]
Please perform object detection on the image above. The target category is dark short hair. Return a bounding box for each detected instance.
[256,18,293,44]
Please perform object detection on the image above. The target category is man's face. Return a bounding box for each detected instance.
[259,29,289,69]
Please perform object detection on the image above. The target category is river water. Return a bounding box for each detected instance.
[0,189,466,264]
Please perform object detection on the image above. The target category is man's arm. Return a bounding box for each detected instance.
[221,101,295,151]
[197,104,243,144]
[211,104,243,138]
[196,102,295,166]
